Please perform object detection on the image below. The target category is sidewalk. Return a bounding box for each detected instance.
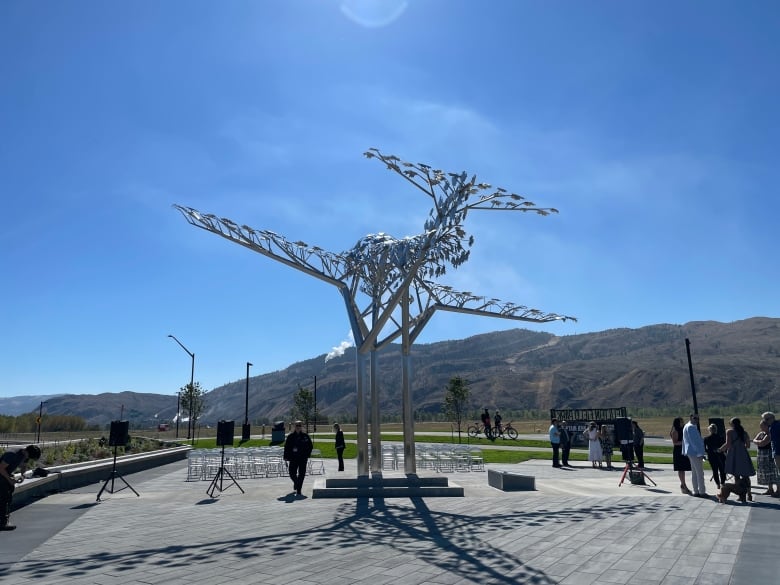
[2,457,778,584]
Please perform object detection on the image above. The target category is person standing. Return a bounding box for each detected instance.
[704,424,727,489]
[600,425,614,470]
[586,421,603,468]
[0,445,41,530]
[559,421,571,466]
[682,413,707,497]
[753,420,778,496]
[671,417,692,494]
[762,411,780,497]
[631,420,645,468]
[720,417,755,502]
[494,410,503,439]
[549,419,561,468]
[333,423,346,472]
[481,408,493,440]
[284,421,313,496]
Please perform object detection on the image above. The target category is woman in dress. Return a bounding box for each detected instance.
[585,421,602,468]
[671,417,692,494]
[600,425,614,470]
[752,420,777,496]
[721,417,755,502]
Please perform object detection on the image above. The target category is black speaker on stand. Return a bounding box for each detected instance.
[207,420,244,497]
[96,420,140,501]
[614,417,634,462]
[615,417,656,488]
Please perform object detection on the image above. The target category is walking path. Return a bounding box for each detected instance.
[2,455,777,584]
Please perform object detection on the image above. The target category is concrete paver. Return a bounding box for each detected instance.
[1,455,777,584]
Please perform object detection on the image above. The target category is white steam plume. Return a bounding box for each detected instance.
[325,331,355,362]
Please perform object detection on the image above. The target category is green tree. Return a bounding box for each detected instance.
[292,385,315,432]
[179,381,205,441]
[443,376,471,443]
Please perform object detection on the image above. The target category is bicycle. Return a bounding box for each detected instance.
[493,421,518,440]
[467,421,493,439]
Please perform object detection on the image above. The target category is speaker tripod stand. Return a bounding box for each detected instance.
[206,444,245,497]
[618,458,656,487]
[96,445,140,501]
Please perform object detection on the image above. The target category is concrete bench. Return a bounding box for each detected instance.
[488,469,535,491]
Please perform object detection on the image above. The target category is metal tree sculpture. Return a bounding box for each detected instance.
[175,149,574,475]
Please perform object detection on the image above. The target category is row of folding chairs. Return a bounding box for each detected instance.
[187,447,326,481]
[364,443,485,473]
[415,444,484,473]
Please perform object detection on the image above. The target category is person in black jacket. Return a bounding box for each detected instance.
[333,423,346,471]
[284,421,313,496]
[558,421,571,466]
[1,445,41,530]
[704,423,726,489]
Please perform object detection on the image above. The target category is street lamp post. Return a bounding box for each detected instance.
[168,334,195,440]
[313,375,317,432]
[36,400,47,443]
[243,362,252,441]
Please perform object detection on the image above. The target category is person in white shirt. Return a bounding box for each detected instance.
[682,413,707,497]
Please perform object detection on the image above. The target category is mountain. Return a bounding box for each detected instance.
[4,317,779,427]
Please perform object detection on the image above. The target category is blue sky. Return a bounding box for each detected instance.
[1,1,778,400]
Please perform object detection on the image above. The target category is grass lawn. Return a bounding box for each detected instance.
[190,433,678,466]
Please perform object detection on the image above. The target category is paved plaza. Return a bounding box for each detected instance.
[2,455,778,584]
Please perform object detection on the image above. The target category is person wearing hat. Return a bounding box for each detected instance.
[0,444,41,530]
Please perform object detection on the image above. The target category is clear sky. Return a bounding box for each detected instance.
[2,1,778,399]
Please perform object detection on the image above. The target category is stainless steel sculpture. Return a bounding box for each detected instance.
[174,149,575,476]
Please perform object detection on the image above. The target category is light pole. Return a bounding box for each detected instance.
[313,375,317,432]
[243,362,252,441]
[168,334,195,440]
[36,400,47,443]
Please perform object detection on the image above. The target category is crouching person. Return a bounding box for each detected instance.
[1,445,42,530]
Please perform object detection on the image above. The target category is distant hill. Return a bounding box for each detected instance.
[4,317,779,427]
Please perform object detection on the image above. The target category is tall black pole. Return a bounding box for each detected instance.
[175,391,180,438]
[245,362,252,425]
[314,375,317,432]
[188,352,195,442]
[168,334,195,442]
[685,338,699,417]
[36,400,46,443]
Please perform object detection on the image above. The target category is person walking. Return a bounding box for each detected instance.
[0,445,41,530]
[549,419,561,468]
[704,424,727,489]
[559,421,571,466]
[682,413,707,497]
[671,417,692,494]
[284,421,313,496]
[333,423,346,472]
[631,420,645,468]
